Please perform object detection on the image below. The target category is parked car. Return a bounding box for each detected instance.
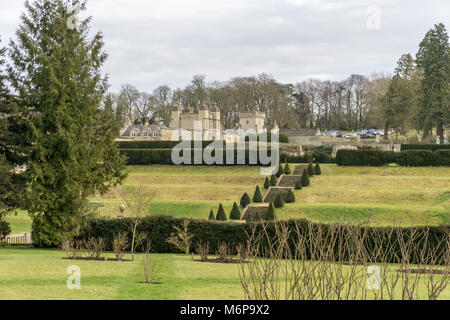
[360,132,376,139]
[343,133,358,138]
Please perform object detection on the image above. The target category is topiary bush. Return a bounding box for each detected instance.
[284,160,291,175]
[276,164,284,178]
[264,177,270,189]
[315,162,322,175]
[295,179,303,190]
[230,202,241,220]
[307,160,315,177]
[264,203,276,221]
[301,169,310,187]
[253,186,263,203]
[208,210,215,220]
[273,195,284,208]
[216,204,227,221]
[285,189,296,203]
[240,193,251,208]
[270,175,278,186]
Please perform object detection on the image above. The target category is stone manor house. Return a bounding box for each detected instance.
[118,105,268,141]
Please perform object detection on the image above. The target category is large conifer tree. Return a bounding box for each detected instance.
[8,0,126,246]
[416,23,450,141]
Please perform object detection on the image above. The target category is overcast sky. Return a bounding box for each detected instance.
[1,0,449,92]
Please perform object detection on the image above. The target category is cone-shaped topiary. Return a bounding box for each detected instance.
[301,169,310,187]
[273,195,285,208]
[253,186,263,203]
[284,160,291,175]
[295,178,303,190]
[240,193,251,208]
[285,189,296,203]
[208,210,215,220]
[315,162,322,175]
[270,175,278,186]
[264,177,270,189]
[276,164,284,178]
[264,203,276,221]
[230,202,241,220]
[216,204,227,220]
[307,160,315,177]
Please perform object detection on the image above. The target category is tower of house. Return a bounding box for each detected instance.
[198,105,210,131]
[210,106,221,130]
[170,105,182,128]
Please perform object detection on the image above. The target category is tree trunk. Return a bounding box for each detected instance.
[437,120,444,143]
[384,120,389,140]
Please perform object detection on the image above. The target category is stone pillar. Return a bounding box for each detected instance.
[436,136,441,145]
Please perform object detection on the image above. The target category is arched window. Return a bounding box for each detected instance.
[143,131,149,137]
[153,131,159,138]
[131,131,137,137]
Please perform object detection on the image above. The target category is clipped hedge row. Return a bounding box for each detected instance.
[120,148,278,166]
[79,216,449,264]
[336,149,450,167]
[280,152,335,164]
[401,144,450,151]
[118,140,218,149]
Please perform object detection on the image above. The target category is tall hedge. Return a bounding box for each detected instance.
[78,216,449,264]
[336,149,450,167]
[401,144,450,151]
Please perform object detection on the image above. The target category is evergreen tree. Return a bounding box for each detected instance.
[273,195,284,208]
[416,23,450,142]
[252,186,263,203]
[270,175,278,186]
[208,210,215,220]
[307,159,315,177]
[284,160,291,174]
[8,1,126,246]
[315,162,322,175]
[276,164,284,178]
[285,189,296,203]
[264,177,270,189]
[264,203,276,221]
[295,179,303,190]
[240,193,251,208]
[229,202,241,220]
[216,204,227,221]
[301,169,310,187]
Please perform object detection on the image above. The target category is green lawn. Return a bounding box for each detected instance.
[5,164,450,234]
[0,248,448,300]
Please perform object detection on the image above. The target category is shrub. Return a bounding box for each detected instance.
[230,202,241,220]
[285,190,296,203]
[217,242,230,260]
[264,177,270,189]
[273,195,284,208]
[301,169,310,187]
[240,193,251,208]
[295,179,302,190]
[112,232,128,261]
[276,164,284,178]
[208,210,215,220]
[396,150,435,167]
[284,160,291,175]
[264,203,276,221]
[315,162,322,175]
[401,144,450,151]
[83,237,106,259]
[167,220,195,254]
[0,220,11,240]
[196,242,209,261]
[307,160,315,177]
[270,175,278,186]
[216,204,227,221]
[253,186,263,203]
[435,150,450,166]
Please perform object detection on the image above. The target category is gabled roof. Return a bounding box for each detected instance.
[120,124,167,137]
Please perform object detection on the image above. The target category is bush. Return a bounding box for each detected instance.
[284,160,291,175]
[276,164,284,178]
[208,210,215,221]
[435,150,450,166]
[396,150,435,167]
[273,195,285,208]
[253,186,263,203]
[315,162,322,175]
[240,193,251,208]
[79,216,449,264]
[270,175,278,186]
[264,203,276,221]
[230,202,241,220]
[307,161,315,177]
[295,179,302,190]
[285,189,296,203]
[216,204,227,221]
[301,169,310,187]
[264,177,270,189]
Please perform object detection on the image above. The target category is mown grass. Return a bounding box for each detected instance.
[5,164,450,233]
[0,248,448,300]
